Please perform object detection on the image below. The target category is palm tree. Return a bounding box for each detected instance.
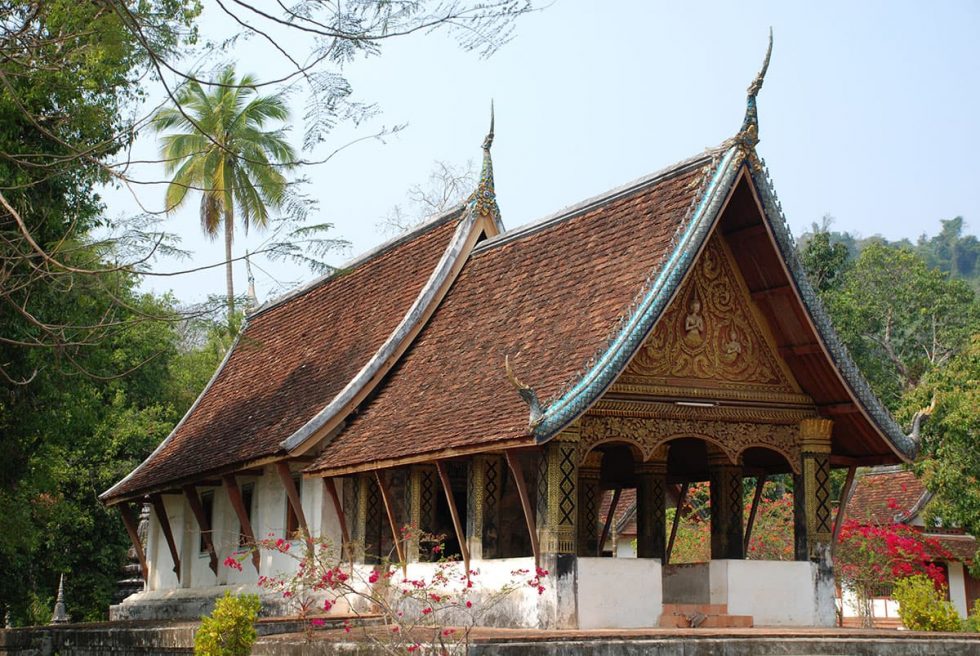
[153,66,296,321]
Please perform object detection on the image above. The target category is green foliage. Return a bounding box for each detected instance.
[152,66,297,319]
[194,592,260,656]
[910,335,980,567]
[963,599,980,633]
[893,575,961,632]
[822,244,979,407]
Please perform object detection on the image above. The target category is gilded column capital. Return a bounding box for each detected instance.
[799,418,833,453]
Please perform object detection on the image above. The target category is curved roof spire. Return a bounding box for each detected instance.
[738,28,773,149]
[469,101,500,221]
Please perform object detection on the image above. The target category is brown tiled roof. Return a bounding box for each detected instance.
[105,214,465,500]
[310,154,719,473]
[598,489,638,537]
[845,467,927,525]
[931,534,977,563]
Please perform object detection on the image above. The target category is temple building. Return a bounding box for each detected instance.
[838,467,978,627]
[102,41,927,629]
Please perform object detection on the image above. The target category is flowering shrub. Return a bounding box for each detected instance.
[835,520,952,627]
[194,592,260,656]
[963,599,980,633]
[667,481,794,563]
[228,528,546,653]
[892,574,961,632]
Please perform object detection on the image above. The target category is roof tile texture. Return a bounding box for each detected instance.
[312,159,715,472]
[109,216,462,499]
[846,469,926,525]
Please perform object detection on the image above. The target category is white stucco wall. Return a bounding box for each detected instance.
[141,466,344,593]
[948,561,969,617]
[577,557,661,628]
[710,560,829,626]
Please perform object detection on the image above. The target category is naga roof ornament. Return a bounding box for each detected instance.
[469,102,500,221]
[734,28,773,169]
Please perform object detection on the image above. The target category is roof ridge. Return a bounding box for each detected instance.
[474,146,725,254]
[248,205,466,318]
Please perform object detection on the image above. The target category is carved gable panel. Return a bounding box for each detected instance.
[618,234,803,401]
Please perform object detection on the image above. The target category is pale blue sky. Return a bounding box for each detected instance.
[104,1,980,306]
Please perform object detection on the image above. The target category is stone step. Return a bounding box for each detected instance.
[659,603,753,629]
[661,603,728,616]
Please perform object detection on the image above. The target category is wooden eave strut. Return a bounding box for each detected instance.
[182,485,218,575]
[222,474,260,574]
[435,461,471,577]
[118,501,148,582]
[504,450,541,568]
[149,494,181,580]
[276,463,313,551]
[323,477,352,562]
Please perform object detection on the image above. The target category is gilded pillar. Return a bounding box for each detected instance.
[708,445,744,560]
[799,418,833,560]
[467,455,503,561]
[636,446,668,559]
[576,451,603,557]
[536,426,579,555]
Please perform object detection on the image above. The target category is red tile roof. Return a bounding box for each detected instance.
[598,489,638,537]
[845,467,928,525]
[309,155,719,474]
[105,213,465,500]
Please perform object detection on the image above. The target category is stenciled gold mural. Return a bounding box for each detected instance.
[616,233,806,404]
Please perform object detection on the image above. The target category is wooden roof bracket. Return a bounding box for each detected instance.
[435,460,471,579]
[504,450,540,568]
[149,494,180,581]
[276,463,313,552]
[182,485,218,575]
[222,475,260,574]
[118,501,148,583]
[322,478,352,564]
[374,471,407,575]
[665,481,689,566]
[743,475,768,554]
[598,487,622,558]
[832,464,858,551]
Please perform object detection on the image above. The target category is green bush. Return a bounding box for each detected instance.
[893,575,961,632]
[963,599,980,633]
[194,592,261,656]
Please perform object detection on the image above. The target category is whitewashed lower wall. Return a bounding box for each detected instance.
[711,560,833,626]
[577,557,661,628]
[948,561,968,617]
[141,468,340,593]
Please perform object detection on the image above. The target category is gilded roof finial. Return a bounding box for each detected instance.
[469,101,500,220]
[738,28,773,150]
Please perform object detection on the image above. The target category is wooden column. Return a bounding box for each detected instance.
[222,475,260,573]
[636,452,667,560]
[505,450,540,567]
[149,494,181,580]
[708,447,744,560]
[119,501,148,582]
[182,485,218,575]
[576,452,602,557]
[800,418,834,560]
[467,455,503,561]
[535,427,579,556]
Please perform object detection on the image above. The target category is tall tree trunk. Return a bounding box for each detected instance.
[224,208,235,324]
